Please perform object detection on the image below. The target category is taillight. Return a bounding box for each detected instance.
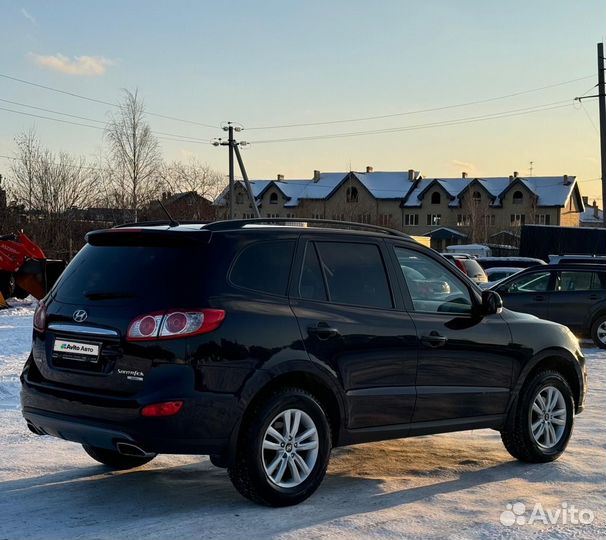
[33,301,47,332]
[141,401,183,417]
[126,309,225,341]
[454,259,467,274]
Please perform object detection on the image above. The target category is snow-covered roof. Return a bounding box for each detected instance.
[402,176,579,208]
[580,204,604,223]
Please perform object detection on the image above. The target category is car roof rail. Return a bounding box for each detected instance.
[113,220,212,229]
[201,217,413,239]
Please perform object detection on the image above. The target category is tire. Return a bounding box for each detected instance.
[228,387,332,507]
[82,444,156,470]
[501,370,574,463]
[0,272,16,300]
[590,315,606,349]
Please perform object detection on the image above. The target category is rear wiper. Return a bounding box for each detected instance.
[84,291,137,300]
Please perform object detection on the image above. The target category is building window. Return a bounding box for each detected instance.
[427,214,441,226]
[311,213,324,219]
[537,214,551,225]
[378,214,392,226]
[236,193,244,205]
[404,214,419,226]
[346,187,359,203]
[269,193,278,205]
[430,192,441,205]
[457,214,471,226]
[267,213,279,218]
[511,214,526,226]
[472,191,481,205]
[513,190,523,205]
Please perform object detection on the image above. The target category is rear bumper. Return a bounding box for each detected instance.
[21,363,241,456]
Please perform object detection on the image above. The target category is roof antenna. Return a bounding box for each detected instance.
[158,200,179,227]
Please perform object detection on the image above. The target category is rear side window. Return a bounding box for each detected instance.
[299,243,328,301]
[314,242,392,309]
[557,271,605,291]
[230,240,295,296]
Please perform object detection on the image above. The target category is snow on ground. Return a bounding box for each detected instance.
[0,304,604,540]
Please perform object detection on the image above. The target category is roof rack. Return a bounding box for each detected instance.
[202,217,413,239]
[113,220,211,229]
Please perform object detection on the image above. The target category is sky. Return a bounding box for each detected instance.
[0,0,604,203]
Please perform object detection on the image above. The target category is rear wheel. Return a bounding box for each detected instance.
[590,315,606,349]
[501,370,574,463]
[82,444,156,470]
[228,387,332,506]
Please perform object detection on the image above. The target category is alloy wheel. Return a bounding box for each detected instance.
[529,385,567,449]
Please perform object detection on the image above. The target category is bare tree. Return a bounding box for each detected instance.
[7,129,102,257]
[105,89,161,221]
[161,157,225,201]
[460,190,492,243]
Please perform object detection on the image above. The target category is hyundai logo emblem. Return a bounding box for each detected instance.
[73,310,88,323]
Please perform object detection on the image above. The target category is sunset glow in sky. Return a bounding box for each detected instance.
[1,0,604,202]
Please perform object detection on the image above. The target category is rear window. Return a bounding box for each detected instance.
[52,244,206,304]
[230,240,295,296]
[462,259,486,277]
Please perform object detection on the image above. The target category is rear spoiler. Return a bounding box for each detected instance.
[86,228,212,247]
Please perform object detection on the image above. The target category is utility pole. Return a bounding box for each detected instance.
[575,43,606,226]
[228,123,235,219]
[598,43,606,226]
[213,123,260,219]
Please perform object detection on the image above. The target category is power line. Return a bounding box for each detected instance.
[0,72,219,129]
[246,75,595,130]
[250,100,573,144]
[0,104,213,145]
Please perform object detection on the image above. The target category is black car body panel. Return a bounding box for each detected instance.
[21,220,587,461]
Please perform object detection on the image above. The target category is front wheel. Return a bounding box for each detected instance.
[501,370,574,463]
[228,388,332,506]
[82,444,156,470]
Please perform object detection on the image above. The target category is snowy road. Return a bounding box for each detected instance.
[0,302,604,539]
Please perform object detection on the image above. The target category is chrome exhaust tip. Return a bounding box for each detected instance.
[116,442,155,458]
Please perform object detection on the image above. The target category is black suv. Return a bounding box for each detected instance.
[21,219,587,506]
[492,263,606,348]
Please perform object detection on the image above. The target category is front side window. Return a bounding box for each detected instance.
[394,247,473,314]
[314,242,392,309]
[501,271,551,294]
[230,240,295,295]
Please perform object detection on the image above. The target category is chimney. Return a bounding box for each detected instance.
[461,171,467,179]
[366,166,373,173]
[508,175,514,182]
[594,200,599,218]
[313,170,321,182]
[582,195,589,206]
[408,169,415,181]
[277,174,284,181]
[513,171,519,178]
[563,174,571,185]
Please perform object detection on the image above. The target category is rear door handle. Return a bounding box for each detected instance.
[589,294,598,300]
[420,331,448,348]
[534,295,545,301]
[308,323,340,340]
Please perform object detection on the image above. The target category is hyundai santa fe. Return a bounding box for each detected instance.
[21,218,587,506]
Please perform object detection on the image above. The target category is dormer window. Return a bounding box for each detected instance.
[430,192,441,205]
[236,193,244,205]
[513,190,523,205]
[346,187,359,203]
[472,191,481,205]
[269,192,278,205]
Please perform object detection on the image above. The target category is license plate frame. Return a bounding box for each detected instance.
[53,338,101,363]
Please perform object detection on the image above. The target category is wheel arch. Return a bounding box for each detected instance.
[226,362,346,465]
[509,348,585,415]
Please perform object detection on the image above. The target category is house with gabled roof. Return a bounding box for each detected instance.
[215,168,584,249]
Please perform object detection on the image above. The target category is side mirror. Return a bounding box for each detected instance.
[482,289,503,315]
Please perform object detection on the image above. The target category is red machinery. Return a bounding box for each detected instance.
[0,232,65,306]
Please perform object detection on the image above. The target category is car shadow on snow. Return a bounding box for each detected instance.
[0,436,584,539]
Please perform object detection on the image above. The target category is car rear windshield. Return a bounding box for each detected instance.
[462,259,486,276]
[51,244,207,304]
